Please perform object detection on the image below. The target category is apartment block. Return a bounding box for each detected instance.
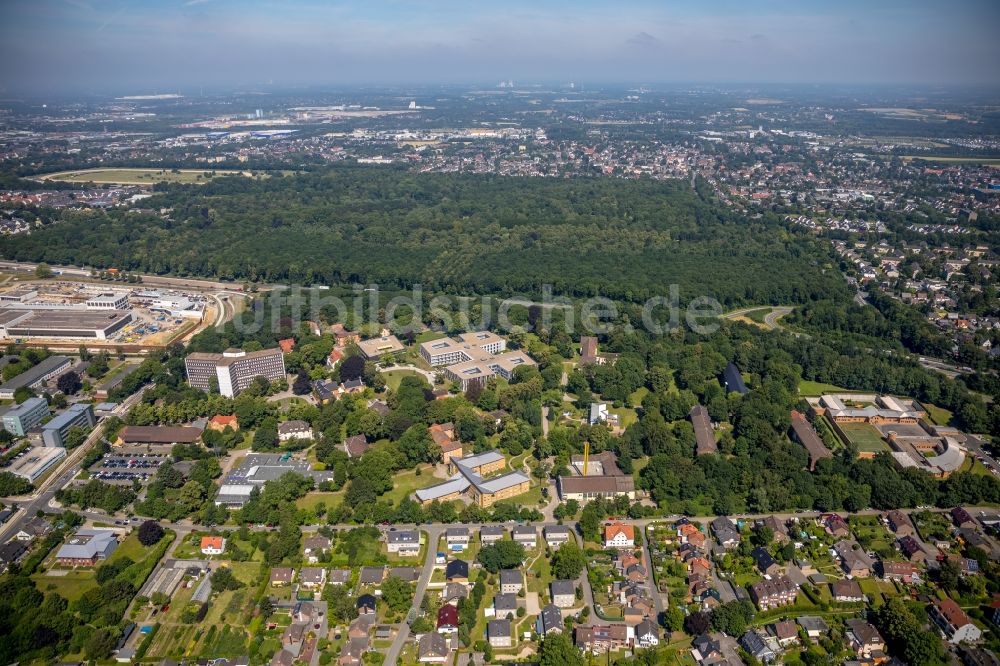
[185,347,285,397]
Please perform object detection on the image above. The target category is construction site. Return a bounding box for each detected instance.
[0,281,218,351]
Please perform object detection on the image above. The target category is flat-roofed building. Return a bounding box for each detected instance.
[357,335,405,360]
[42,403,95,448]
[185,348,285,398]
[2,396,49,436]
[8,445,66,483]
[0,309,132,340]
[420,331,506,366]
[86,292,131,310]
[419,332,532,391]
[215,484,254,508]
[0,356,71,399]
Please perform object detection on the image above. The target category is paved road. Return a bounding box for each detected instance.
[383,525,444,666]
[639,528,667,615]
[0,384,151,541]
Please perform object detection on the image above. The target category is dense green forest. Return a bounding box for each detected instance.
[0,168,848,307]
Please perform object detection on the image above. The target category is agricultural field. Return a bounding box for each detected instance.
[837,422,891,453]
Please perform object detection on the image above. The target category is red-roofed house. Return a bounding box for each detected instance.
[327,349,345,368]
[201,536,226,555]
[604,523,635,549]
[279,338,296,354]
[428,423,464,463]
[208,414,239,432]
[437,604,459,634]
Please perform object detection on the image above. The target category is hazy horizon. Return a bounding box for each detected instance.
[2,0,999,94]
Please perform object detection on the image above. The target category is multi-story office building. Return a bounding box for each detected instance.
[419,331,533,391]
[419,331,506,366]
[42,403,96,447]
[185,348,285,397]
[1,397,49,436]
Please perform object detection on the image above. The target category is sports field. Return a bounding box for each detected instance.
[837,422,890,453]
[36,167,253,185]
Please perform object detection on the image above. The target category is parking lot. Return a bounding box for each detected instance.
[89,452,167,485]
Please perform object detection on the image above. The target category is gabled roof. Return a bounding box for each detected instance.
[437,603,459,628]
[722,362,748,395]
[446,559,469,580]
[604,522,634,542]
[499,569,523,586]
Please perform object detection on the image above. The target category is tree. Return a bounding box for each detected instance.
[380,575,414,613]
[710,600,755,637]
[13,386,35,404]
[137,520,165,546]
[550,540,587,580]
[539,631,584,666]
[56,371,82,395]
[661,606,685,633]
[211,566,244,591]
[35,263,53,279]
[83,629,117,660]
[292,369,312,395]
[0,471,33,496]
[64,426,88,450]
[323,584,358,623]
[937,557,960,591]
[341,356,365,381]
[178,480,206,513]
[478,541,527,573]
[873,598,945,666]
[684,611,711,636]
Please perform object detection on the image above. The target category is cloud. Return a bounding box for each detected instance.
[627,31,660,47]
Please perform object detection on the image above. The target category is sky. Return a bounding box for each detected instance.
[1,0,998,93]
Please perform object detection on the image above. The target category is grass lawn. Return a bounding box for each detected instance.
[957,456,994,476]
[415,331,446,344]
[631,456,649,484]
[384,368,427,392]
[30,570,98,602]
[37,167,261,185]
[924,403,954,427]
[109,533,148,562]
[628,386,649,408]
[837,422,890,453]
[609,405,638,429]
[798,380,853,396]
[296,490,346,513]
[381,465,438,505]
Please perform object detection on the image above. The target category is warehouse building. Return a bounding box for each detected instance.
[0,308,132,340]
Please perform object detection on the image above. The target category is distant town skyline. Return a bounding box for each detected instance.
[1,0,999,93]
